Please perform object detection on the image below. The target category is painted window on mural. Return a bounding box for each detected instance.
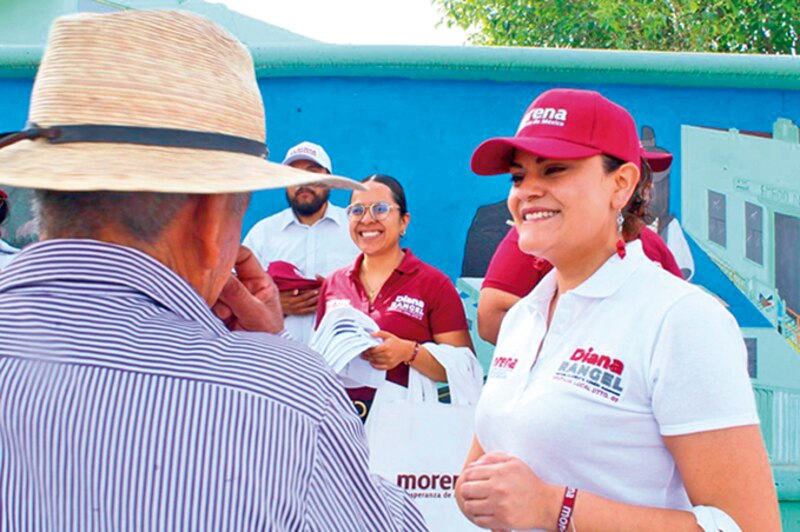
[745,202,763,265]
[775,213,800,314]
[708,190,726,247]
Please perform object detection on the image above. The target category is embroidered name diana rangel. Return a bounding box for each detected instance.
[388,295,425,320]
[553,347,625,402]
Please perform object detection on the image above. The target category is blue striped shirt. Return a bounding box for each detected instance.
[0,239,426,531]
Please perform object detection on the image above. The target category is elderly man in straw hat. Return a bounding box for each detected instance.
[0,10,426,530]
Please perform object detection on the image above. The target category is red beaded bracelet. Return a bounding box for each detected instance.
[557,486,578,532]
[404,341,420,365]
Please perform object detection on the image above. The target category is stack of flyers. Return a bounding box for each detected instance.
[310,306,385,388]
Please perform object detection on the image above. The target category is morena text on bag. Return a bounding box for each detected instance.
[396,473,458,491]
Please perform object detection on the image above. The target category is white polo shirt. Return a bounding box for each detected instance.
[243,203,359,344]
[475,240,758,514]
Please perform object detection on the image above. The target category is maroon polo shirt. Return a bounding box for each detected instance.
[482,226,682,297]
[316,249,468,402]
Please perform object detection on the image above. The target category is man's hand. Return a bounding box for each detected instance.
[279,288,319,316]
[279,274,324,316]
[212,246,284,333]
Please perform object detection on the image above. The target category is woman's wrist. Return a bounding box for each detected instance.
[540,482,569,531]
[404,340,420,365]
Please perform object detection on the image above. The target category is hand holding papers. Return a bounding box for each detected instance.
[310,307,386,388]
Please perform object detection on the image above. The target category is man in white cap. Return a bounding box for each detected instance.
[0,10,425,530]
[243,141,359,344]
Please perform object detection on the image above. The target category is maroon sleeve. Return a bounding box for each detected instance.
[481,227,551,297]
[428,274,469,335]
[639,227,683,279]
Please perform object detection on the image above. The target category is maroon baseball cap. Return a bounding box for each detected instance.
[266,261,321,292]
[643,150,673,172]
[471,89,643,175]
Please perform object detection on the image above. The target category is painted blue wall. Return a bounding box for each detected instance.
[0,79,32,131]
[3,75,800,281]
[247,76,800,280]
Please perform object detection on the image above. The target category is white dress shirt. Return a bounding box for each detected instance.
[243,203,359,344]
[0,238,19,270]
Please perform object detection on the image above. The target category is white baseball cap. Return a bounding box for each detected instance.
[281,141,332,174]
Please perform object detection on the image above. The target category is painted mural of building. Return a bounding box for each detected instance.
[681,122,800,473]
[682,120,800,359]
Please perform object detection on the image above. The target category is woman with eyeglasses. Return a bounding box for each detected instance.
[316,174,474,420]
[0,189,19,270]
[455,89,780,531]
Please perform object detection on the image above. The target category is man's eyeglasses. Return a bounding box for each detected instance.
[346,201,400,221]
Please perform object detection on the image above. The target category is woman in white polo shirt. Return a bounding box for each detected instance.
[455,89,780,531]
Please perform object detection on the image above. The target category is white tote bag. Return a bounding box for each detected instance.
[365,345,483,531]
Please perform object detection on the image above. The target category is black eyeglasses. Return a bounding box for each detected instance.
[346,201,400,221]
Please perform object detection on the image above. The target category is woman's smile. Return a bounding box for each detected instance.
[521,207,561,223]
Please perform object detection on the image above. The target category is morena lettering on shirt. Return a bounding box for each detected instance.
[493,356,518,370]
[487,355,520,379]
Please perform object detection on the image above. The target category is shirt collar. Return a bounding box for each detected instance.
[395,248,421,274]
[279,202,343,230]
[522,239,647,313]
[346,248,420,280]
[0,238,19,254]
[325,203,349,227]
[570,239,646,298]
[0,239,228,335]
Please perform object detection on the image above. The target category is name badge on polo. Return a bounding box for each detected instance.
[387,294,425,321]
[552,346,626,403]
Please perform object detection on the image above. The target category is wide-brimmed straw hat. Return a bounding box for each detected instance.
[0,10,360,193]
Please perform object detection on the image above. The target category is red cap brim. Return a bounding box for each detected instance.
[471,136,602,175]
[642,149,673,172]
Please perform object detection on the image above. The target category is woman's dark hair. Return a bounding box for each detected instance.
[360,174,408,216]
[602,155,653,241]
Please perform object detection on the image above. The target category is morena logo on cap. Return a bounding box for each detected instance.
[518,107,569,131]
[470,89,642,176]
[291,146,319,157]
[282,141,332,173]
